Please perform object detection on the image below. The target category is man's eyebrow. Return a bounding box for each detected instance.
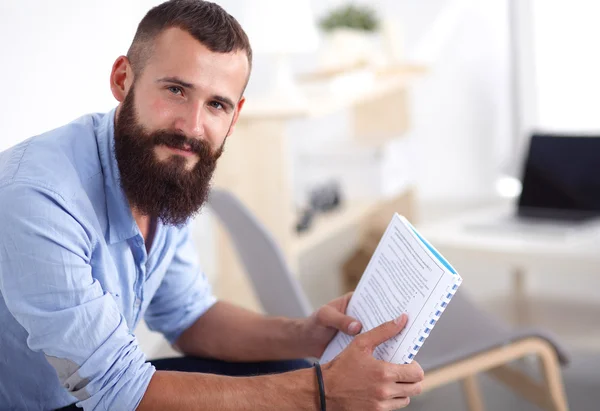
[156,77,236,110]
[212,95,235,111]
[156,76,195,90]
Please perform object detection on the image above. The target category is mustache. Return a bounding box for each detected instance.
[152,131,212,156]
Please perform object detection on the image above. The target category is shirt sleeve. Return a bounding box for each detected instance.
[144,223,217,345]
[0,183,155,411]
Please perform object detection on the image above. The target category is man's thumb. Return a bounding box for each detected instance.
[358,314,408,351]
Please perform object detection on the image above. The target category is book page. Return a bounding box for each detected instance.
[321,214,459,364]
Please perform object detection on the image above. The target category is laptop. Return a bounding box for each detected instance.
[468,133,600,238]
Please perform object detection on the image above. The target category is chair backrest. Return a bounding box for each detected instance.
[207,189,313,318]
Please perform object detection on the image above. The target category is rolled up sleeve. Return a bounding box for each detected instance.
[144,224,217,345]
[0,183,154,410]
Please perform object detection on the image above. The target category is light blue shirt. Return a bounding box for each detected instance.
[0,108,217,410]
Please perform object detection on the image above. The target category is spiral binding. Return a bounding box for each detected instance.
[403,278,462,363]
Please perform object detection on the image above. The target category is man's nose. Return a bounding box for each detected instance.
[175,102,205,139]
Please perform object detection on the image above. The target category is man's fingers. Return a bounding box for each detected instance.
[383,397,411,410]
[355,314,407,351]
[394,382,423,397]
[317,305,362,335]
[378,381,422,400]
[390,361,425,383]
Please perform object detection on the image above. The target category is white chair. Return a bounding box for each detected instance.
[207,188,312,318]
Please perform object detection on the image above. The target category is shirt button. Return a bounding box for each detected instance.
[134,298,141,307]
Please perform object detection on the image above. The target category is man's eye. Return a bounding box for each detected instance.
[209,101,224,110]
[168,86,183,95]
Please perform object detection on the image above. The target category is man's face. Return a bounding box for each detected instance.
[113,27,249,226]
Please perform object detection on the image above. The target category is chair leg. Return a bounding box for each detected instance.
[537,347,569,411]
[488,364,555,410]
[462,375,485,411]
[422,338,568,411]
[488,342,569,411]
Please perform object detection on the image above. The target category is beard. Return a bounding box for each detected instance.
[114,84,225,227]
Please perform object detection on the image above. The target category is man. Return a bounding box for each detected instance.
[0,1,424,410]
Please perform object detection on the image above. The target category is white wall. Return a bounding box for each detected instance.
[406,0,512,200]
[532,0,600,131]
[1,1,135,150]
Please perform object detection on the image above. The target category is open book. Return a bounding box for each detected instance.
[321,213,463,365]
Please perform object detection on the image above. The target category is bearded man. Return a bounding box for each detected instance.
[0,1,423,410]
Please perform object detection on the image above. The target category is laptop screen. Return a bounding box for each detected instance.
[518,134,600,219]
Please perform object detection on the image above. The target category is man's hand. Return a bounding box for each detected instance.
[321,314,424,411]
[301,292,362,358]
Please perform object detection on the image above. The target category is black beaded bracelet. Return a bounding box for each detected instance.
[314,361,326,411]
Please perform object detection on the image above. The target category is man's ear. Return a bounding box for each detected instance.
[110,56,134,103]
[226,97,246,137]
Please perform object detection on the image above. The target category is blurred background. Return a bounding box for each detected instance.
[1,0,599,409]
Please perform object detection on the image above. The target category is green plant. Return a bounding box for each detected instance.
[318,3,379,32]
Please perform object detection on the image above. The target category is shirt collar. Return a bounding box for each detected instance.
[96,107,139,244]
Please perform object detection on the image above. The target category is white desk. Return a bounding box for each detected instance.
[416,203,600,327]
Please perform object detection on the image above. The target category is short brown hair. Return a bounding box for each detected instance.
[127,0,252,78]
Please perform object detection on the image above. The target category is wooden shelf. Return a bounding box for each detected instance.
[291,188,416,257]
[240,65,425,121]
[292,201,375,256]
